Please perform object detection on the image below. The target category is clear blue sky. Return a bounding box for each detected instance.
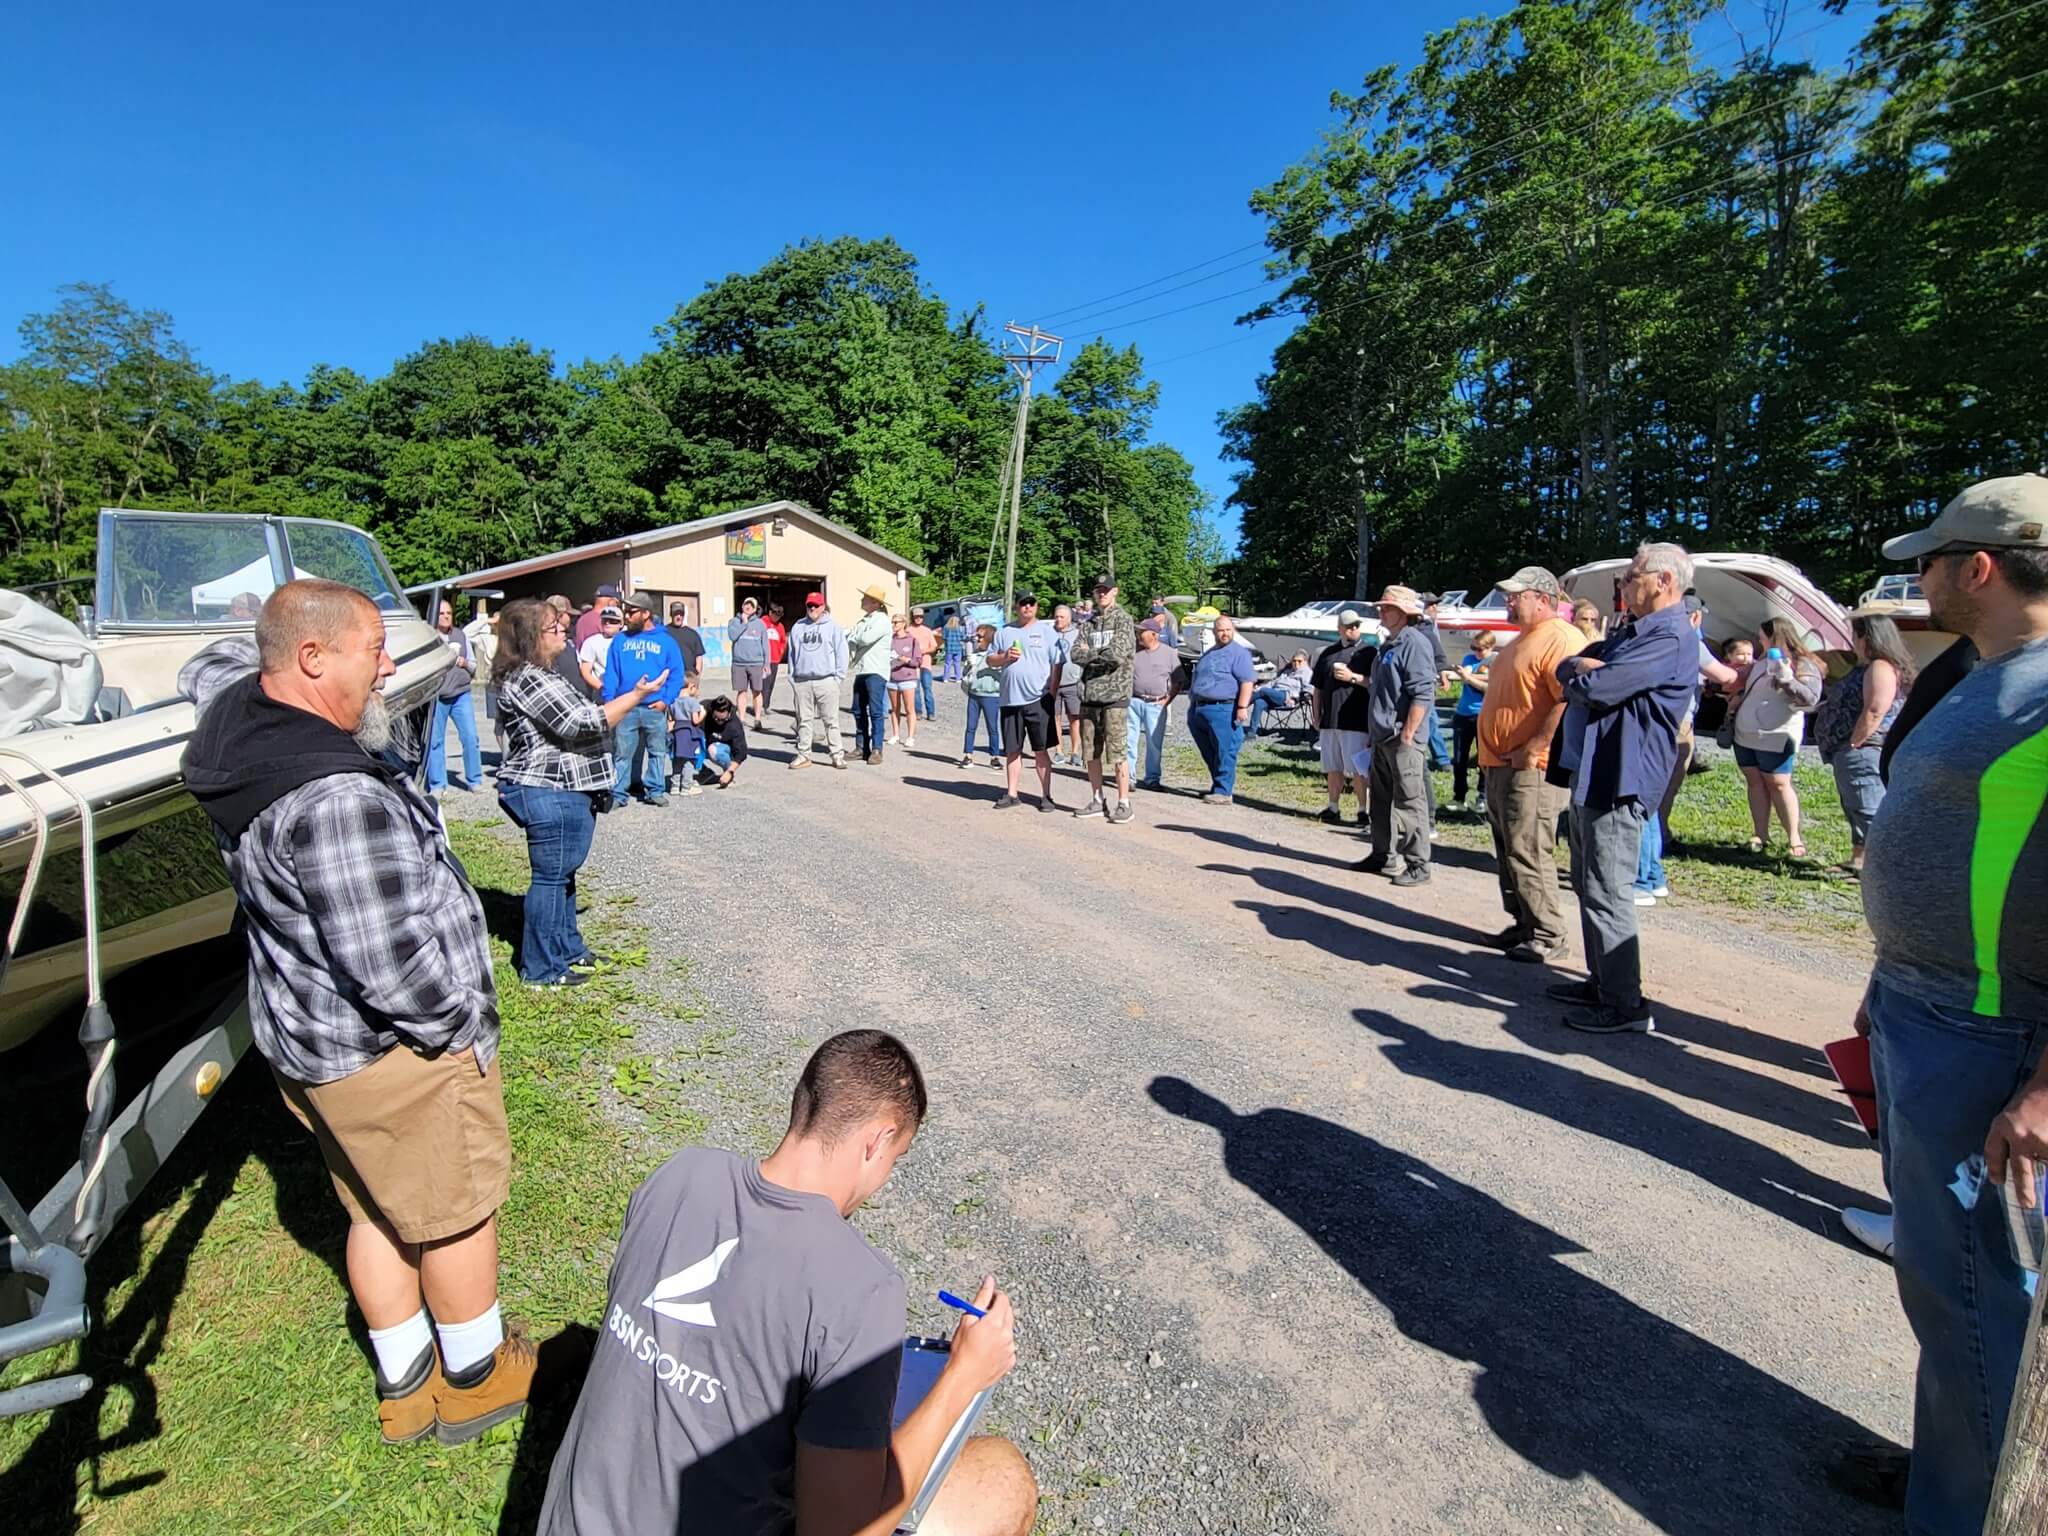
[7,0,1863,548]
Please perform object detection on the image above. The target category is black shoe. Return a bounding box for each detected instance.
[993,794,1020,810]
[1037,796,1058,813]
[1827,1439,1911,1511]
[1546,979,1600,1004]
[1391,864,1431,887]
[1319,807,1344,824]
[1354,855,1389,874]
[1483,925,1526,950]
[1564,1002,1656,1034]
[527,971,592,992]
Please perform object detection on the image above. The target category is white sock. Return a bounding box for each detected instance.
[436,1301,505,1378]
[368,1308,434,1384]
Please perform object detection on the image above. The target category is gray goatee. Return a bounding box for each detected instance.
[353,691,393,753]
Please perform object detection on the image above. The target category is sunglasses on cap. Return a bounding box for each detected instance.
[602,614,623,625]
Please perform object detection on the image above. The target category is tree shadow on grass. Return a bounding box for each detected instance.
[1147,1076,1891,1536]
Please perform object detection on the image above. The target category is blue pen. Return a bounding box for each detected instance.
[937,1289,986,1319]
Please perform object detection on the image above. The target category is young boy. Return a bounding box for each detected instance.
[668,681,706,795]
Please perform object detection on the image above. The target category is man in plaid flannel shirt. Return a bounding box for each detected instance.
[180,580,537,1448]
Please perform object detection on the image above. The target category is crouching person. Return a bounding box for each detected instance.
[539,1030,1037,1536]
[180,579,536,1445]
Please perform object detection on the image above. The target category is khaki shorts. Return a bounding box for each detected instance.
[277,1047,511,1244]
[1079,703,1128,766]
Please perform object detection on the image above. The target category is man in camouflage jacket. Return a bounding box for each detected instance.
[1068,574,1138,823]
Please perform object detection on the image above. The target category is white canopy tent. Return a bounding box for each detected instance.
[189,555,314,617]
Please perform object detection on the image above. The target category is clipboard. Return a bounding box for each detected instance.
[891,1337,995,1532]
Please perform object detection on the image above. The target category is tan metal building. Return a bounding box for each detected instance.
[447,500,924,663]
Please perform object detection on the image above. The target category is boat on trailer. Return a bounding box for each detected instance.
[1230,598,1385,669]
[0,508,448,1418]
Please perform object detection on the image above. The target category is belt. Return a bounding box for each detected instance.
[1136,695,1170,703]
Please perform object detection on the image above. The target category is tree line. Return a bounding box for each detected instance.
[0,237,1219,608]
[1222,0,2047,610]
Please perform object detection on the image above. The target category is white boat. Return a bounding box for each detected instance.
[1559,552,1854,656]
[1429,588,1519,640]
[1230,598,1385,669]
[0,509,452,1052]
[1848,572,1956,669]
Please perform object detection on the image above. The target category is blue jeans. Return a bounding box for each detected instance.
[963,693,1000,757]
[1426,704,1452,769]
[916,667,936,719]
[686,741,734,775]
[1246,686,1291,738]
[497,782,596,983]
[1187,701,1243,795]
[1831,744,1887,848]
[943,649,964,682]
[427,690,481,790]
[1127,697,1168,784]
[612,705,671,802]
[1869,978,2046,1535]
[1635,810,1665,894]
[852,675,887,754]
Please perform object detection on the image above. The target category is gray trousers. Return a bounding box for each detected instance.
[1568,799,1646,1009]
[1484,766,1568,948]
[1831,745,1886,847]
[1368,736,1430,872]
[793,676,842,756]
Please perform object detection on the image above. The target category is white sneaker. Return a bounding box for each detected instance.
[1633,891,1657,907]
[1653,884,1670,898]
[1841,1207,1895,1260]
[885,733,900,746]
[905,736,917,749]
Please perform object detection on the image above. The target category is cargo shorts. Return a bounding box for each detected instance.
[1079,702,1129,767]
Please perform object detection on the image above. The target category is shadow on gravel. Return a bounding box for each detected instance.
[1147,1076,1890,1536]
[1203,862,1499,949]
[902,775,1010,805]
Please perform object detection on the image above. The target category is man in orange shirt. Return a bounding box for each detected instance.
[1476,566,1586,963]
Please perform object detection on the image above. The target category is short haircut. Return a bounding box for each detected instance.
[255,579,377,674]
[1472,629,1499,654]
[1635,541,1694,592]
[788,1030,928,1145]
[1991,548,2048,597]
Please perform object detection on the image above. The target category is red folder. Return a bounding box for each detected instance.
[1824,1036,1880,1138]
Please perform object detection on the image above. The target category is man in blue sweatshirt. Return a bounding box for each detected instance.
[604,592,686,806]
[1549,544,1698,1035]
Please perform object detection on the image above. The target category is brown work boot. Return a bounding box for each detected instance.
[377,1344,444,1445]
[436,1327,539,1445]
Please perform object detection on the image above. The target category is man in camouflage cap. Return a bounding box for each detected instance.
[1068,574,1137,823]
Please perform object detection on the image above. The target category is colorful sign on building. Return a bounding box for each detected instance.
[724,523,768,567]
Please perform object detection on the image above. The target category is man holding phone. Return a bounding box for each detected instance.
[538,1031,1036,1536]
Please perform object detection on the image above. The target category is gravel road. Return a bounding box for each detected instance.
[448,678,1909,1535]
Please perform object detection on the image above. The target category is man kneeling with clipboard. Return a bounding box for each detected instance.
[537,1030,1037,1536]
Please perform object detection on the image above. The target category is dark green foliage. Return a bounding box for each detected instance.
[1,239,1216,605]
[1226,0,2048,609]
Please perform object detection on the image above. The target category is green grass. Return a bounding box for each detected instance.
[0,819,709,1535]
[1182,731,1869,939]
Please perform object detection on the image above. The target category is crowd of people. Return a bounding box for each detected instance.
[170,472,2045,1536]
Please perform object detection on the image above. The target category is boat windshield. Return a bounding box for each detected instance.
[1870,573,1923,602]
[96,512,410,628]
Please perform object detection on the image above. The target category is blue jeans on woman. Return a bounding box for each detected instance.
[1869,978,2046,1536]
[612,704,671,804]
[1830,744,1887,848]
[496,782,596,983]
[916,667,936,720]
[963,693,1000,758]
[1246,686,1291,738]
[1635,810,1666,895]
[427,690,482,790]
[1187,701,1243,796]
[852,674,887,755]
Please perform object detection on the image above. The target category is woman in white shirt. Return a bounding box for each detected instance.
[1729,618,1825,857]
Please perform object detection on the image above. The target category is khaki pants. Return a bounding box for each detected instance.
[1484,766,1568,949]
[793,677,842,756]
[1368,736,1430,871]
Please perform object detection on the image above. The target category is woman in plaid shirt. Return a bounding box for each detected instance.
[493,599,668,988]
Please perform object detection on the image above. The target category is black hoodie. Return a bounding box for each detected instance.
[183,670,401,845]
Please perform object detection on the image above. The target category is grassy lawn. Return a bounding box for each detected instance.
[1178,724,1869,940]
[0,820,707,1535]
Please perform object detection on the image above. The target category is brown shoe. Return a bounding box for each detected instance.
[436,1328,539,1445]
[377,1345,444,1445]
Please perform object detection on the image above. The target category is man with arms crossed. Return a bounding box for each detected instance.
[180,581,535,1445]
[1067,574,1137,823]
[539,1030,1036,1536]
[1857,475,2048,1536]
[1475,567,1584,963]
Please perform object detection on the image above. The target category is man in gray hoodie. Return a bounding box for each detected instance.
[784,591,850,769]
[727,596,772,729]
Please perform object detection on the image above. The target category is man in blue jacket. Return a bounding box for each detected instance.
[1550,544,1698,1034]
[604,592,686,806]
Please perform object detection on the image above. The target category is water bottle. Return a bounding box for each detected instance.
[2002,1168,2047,1273]
[1766,647,1784,663]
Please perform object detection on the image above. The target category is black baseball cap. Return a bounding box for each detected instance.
[1090,573,1116,593]
[1015,592,1039,606]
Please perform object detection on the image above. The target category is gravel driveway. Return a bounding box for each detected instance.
[449,678,1909,1535]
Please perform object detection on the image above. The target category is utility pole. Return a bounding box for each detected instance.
[999,322,1063,614]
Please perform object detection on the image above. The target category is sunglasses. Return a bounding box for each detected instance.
[1917,547,1990,574]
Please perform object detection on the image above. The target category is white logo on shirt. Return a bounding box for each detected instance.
[642,1238,738,1327]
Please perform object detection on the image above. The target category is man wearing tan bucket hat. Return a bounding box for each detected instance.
[846,584,894,763]
[1355,584,1439,886]
[1855,472,2048,1533]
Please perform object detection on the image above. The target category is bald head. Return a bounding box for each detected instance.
[257,580,379,674]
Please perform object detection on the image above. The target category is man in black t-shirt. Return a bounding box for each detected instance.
[1310,611,1375,823]
[666,603,706,686]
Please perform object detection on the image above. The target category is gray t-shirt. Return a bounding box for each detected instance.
[539,1148,906,1536]
[1368,625,1439,744]
[1864,634,2048,1020]
[1131,645,1186,700]
[995,620,1069,707]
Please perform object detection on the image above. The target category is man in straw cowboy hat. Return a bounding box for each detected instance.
[846,584,894,764]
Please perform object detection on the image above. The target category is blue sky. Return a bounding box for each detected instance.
[8,0,1864,547]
